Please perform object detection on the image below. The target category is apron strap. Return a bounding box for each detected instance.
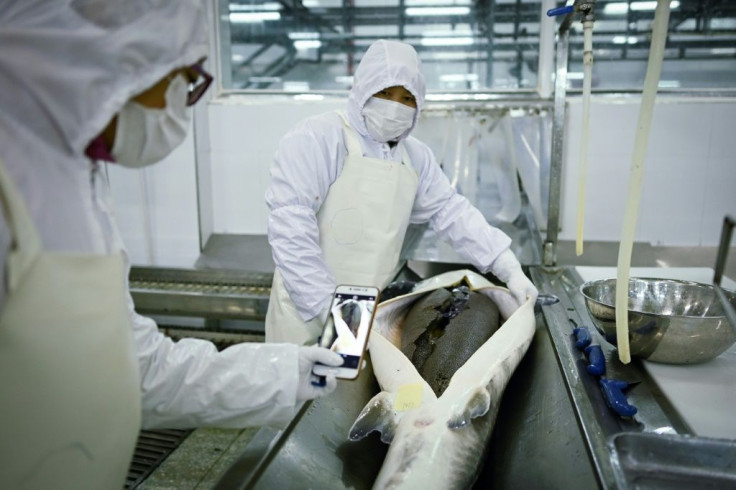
[336,111,364,156]
[0,156,42,292]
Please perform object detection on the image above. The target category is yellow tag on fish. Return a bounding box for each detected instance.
[394,383,423,412]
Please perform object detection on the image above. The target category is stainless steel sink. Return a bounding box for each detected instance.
[610,432,736,489]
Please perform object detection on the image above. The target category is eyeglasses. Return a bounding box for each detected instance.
[186,62,213,106]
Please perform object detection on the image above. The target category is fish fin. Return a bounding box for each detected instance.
[446,386,491,430]
[348,391,399,444]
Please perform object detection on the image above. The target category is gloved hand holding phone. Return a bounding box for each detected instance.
[490,249,539,307]
[296,345,343,402]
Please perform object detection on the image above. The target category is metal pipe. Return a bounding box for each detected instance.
[713,215,736,330]
[543,29,569,266]
[556,1,593,35]
[714,215,735,287]
[575,12,595,257]
[544,0,595,265]
[537,0,557,98]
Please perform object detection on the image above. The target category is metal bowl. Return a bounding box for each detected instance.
[580,278,736,364]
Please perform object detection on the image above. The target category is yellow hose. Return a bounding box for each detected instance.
[615,0,672,364]
[576,19,594,256]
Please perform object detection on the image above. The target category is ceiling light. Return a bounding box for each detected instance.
[604,1,680,15]
[422,29,474,37]
[229,12,280,23]
[405,0,470,5]
[405,7,470,16]
[229,2,281,11]
[293,40,322,50]
[630,1,679,11]
[420,36,474,46]
[612,36,638,44]
[603,3,629,14]
[711,48,736,55]
[440,73,479,82]
[428,52,473,60]
[335,76,354,84]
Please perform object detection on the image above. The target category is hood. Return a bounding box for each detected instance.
[347,40,426,143]
[0,0,209,158]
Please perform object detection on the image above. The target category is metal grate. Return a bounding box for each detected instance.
[125,429,192,489]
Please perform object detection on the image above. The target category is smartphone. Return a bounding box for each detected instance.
[312,285,380,380]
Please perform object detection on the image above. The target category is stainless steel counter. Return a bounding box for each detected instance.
[201,264,736,489]
[200,265,599,488]
[128,247,736,488]
[528,266,736,489]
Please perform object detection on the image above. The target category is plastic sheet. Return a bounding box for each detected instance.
[507,110,552,229]
[414,108,551,229]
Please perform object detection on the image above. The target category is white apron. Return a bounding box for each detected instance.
[266,113,419,344]
[0,158,141,488]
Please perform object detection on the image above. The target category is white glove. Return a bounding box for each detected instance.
[296,345,344,403]
[490,249,539,307]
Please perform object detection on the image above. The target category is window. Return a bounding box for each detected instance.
[220,0,542,91]
[218,0,736,93]
[567,1,736,90]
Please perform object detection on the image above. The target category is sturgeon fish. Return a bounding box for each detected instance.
[348,270,536,489]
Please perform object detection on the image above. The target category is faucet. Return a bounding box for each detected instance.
[546,2,594,19]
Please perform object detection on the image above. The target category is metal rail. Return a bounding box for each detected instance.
[129,267,272,320]
[714,215,736,330]
[544,27,569,266]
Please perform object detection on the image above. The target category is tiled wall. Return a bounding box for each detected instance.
[561,98,736,246]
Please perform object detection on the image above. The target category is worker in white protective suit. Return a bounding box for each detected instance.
[265,40,538,345]
[0,1,341,487]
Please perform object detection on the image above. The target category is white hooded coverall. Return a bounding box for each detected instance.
[0,0,305,438]
[265,40,514,343]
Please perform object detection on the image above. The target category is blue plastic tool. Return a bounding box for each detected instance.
[570,322,637,418]
[584,344,606,376]
[573,327,592,350]
[599,379,638,417]
[547,5,574,16]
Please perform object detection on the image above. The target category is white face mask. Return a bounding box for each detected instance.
[362,96,416,143]
[112,74,191,167]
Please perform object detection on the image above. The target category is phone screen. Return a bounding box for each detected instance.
[317,290,377,372]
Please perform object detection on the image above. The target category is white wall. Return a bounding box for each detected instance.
[560,97,736,247]
[207,96,345,234]
[107,95,736,267]
[107,121,201,267]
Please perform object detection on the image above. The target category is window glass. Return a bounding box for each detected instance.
[222,0,542,91]
[567,1,736,90]
[221,0,736,92]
